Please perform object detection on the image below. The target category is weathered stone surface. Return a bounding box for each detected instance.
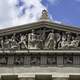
[0,10,80,80]
[53,78,68,80]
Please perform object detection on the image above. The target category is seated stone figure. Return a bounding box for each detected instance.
[3,35,18,49]
[59,34,80,49]
[9,35,18,49]
[70,36,79,48]
[59,33,70,49]
[60,40,68,48]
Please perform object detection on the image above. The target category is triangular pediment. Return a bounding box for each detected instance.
[0,20,80,50]
[0,20,80,36]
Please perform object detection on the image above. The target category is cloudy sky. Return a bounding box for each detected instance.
[0,0,80,29]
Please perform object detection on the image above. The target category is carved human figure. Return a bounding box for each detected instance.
[36,29,47,49]
[28,30,37,49]
[0,37,4,49]
[60,33,71,48]
[14,56,24,65]
[55,33,61,42]
[4,36,10,49]
[55,33,61,49]
[65,33,71,47]
[64,55,73,64]
[9,35,18,49]
[30,56,40,65]
[66,33,71,42]
[36,34,43,49]
[47,56,56,64]
[70,36,79,47]
[18,34,28,49]
[0,36,17,49]
[59,33,66,48]
[59,32,80,49]
[0,56,8,65]
[62,33,67,41]
[45,30,56,49]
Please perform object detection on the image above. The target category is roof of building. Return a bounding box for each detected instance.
[0,10,80,36]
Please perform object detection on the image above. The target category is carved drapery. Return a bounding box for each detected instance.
[0,28,80,50]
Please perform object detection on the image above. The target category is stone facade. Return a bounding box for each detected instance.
[0,10,80,80]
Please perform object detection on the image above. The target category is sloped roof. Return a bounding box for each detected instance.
[0,20,80,36]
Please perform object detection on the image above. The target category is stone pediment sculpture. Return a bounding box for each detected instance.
[0,11,80,50]
[1,10,80,80]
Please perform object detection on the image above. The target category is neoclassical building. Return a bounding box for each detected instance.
[0,10,80,80]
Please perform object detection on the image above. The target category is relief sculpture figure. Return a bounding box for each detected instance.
[28,30,37,49]
[55,33,61,49]
[36,31,46,49]
[30,56,40,65]
[0,56,7,65]
[60,33,71,49]
[18,34,28,49]
[64,55,73,64]
[70,36,79,48]
[0,37,4,49]
[45,30,56,49]
[4,36,11,49]
[14,56,24,65]
[59,33,80,49]
[0,35,19,49]
[9,35,18,49]
[47,56,56,64]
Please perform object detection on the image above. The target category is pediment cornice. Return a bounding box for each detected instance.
[0,20,80,36]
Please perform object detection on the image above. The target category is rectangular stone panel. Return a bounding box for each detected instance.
[1,75,18,80]
[69,75,80,80]
[35,75,52,80]
[53,78,68,80]
[63,54,73,65]
[47,55,56,65]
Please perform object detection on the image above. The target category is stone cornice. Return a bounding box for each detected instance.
[0,50,80,54]
[0,20,80,36]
